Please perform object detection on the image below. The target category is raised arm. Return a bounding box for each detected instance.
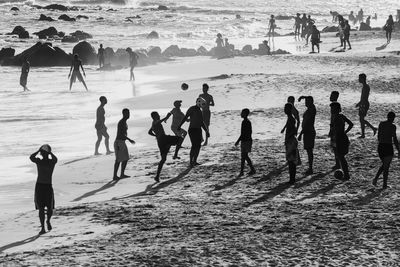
[30,150,40,163]
[50,152,58,164]
[393,126,399,152]
[343,115,354,134]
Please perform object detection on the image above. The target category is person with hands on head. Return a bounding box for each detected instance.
[235,108,256,176]
[284,103,300,184]
[68,54,88,91]
[30,144,58,235]
[113,108,135,180]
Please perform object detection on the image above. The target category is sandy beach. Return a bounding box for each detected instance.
[1,26,400,265]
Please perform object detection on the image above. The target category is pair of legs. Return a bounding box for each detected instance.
[113,160,128,180]
[295,25,301,36]
[373,156,392,189]
[311,42,320,53]
[331,142,341,169]
[129,66,135,81]
[337,152,350,179]
[343,37,351,49]
[69,72,88,91]
[95,128,112,155]
[99,57,104,68]
[386,31,392,43]
[359,114,376,138]
[239,151,255,176]
[288,162,296,184]
[155,136,183,182]
[305,148,314,174]
[188,128,202,167]
[38,207,53,235]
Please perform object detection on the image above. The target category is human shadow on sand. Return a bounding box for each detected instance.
[245,181,293,207]
[212,174,243,191]
[294,170,334,189]
[73,177,126,202]
[0,234,40,253]
[253,165,287,184]
[351,188,383,206]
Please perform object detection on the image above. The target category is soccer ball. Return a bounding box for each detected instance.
[181,83,189,91]
[334,169,344,180]
[196,97,207,109]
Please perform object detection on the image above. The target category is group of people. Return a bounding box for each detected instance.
[293,13,321,52]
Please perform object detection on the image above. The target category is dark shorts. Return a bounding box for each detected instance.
[303,131,316,149]
[20,74,28,86]
[336,134,349,155]
[188,128,202,148]
[202,109,211,127]
[358,103,370,117]
[241,140,252,153]
[35,183,54,210]
[157,135,180,155]
[343,34,350,41]
[114,140,129,162]
[378,143,394,160]
[311,39,319,45]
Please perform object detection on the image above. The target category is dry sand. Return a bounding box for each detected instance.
[1,31,400,266]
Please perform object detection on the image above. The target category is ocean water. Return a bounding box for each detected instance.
[0,0,399,187]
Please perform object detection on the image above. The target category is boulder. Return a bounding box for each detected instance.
[322,26,339,33]
[1,42,71,66]
[275,15,293,20]
[162,45,180,57]
[146,31,159,39]
[10,26,26,36]
[11,7,19,11]
[271,49,290,55]
[58,14,76,21]
[242,45,252,54]
[33,27,60,39]
[76,15,89,19]
[359,22,371,31]
[43,4,69,11]
[39,14,55,21]
[97,17,104,21]
[104,47,115,60]
[147,46,162,57]
[256,43,271,55]
[19,30,29,39]
[70,30,92,40]
[158,5,168,11]
[72,41,96,64]
[61,35,79,43]
[196,46,208,56]
[0,48,15,60]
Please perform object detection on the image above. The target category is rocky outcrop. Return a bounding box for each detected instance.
[33,27,62,39]
[58,14,76,21]
[146,31,159,39]
[242,45,252,54]
[11,7,19,11]
[322,26,339,33]
[158,5,168,11]
[162,45,180,57]
[8,26,29,39]
[62,31,92,43]
[147,46,162,57]
[197,46,209,56]
[43,4,69,11]
[39,14,55,21]
[275,15,293,20]
[76,15,89,19]
[72,41,96,64]
[0,48,15,61]
[359,22,371,31]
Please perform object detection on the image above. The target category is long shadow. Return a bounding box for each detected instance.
[294,170,334,189]
[113,167,192,200]
[245,181,292,207]
[253,165,287,184]
[212,174,242,191]
[352,189,383,206]
[0,235,40,253]
[73,179,121,202]
[297,181,339,202]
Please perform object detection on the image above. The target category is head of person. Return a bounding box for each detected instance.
[297,13,300,17]
[303,13,306,17]
[330,102,341,115]
[358,73,366,83]
[263,40,269,46]
[387,111,396,123]
[271,15,274,19]
[217,33,222,38]
[312,25,317,29]
[173,100,182,108]
[202,83,209,93]
[389,15,393,20]
[122,108,130,119]
[305,96,314,108]
[99,96,107,105]
[100,44,103,48]
[344,19,349,25]
[284,103,292,116]
[181,83,189,90]
[330,91,339,102]
[241,108,250,118]
[40,144,52,157]
[308,15,311,18]
[287,96,295,104]
[151,111,160,120]
[126,47,132,53]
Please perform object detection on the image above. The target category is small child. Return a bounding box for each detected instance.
[235,108,256,176]
[148,112,183,182]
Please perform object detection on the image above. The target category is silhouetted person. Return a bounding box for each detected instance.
[331,102,353,180]
[284,103,299,184]
[126,47,139,81]
[298,96,316,175]
[366,16,371,26]
[343,20,352,50]
[281,96,300,133]
[310,25,320,53]
[199,83,215,145]
[357,8,364,23]
[373,112,400,189]
[294,13,301,36]
[235,108,256,176]
[30,144,57,235]
[268,15,276,38]
[20,57,30,91]
[329,91,341,169]
[216,33,224,47]
[98,44,105,68]
[148,112,183,182]
[301,13,307,38]
[357,73,377,138]
[177,97,210,168]
[113,108,135,180]
[338,15,345,47]
[165,100,188,159]
[95,96,112,155]
[384,15,394,44]
[349,11,356,24]
[305,15,315,45]
[68,54,88,91]
[262,40,271,55]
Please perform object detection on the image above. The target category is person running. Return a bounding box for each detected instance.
[235,108,256,176]
[298,96,316,175]
[310,25,320,53]
[126,47,139,81]
[98,44,105,68]
[198,83,215,146]
[20,57,30,91]
[68,54,88,91]
[281,96,300,133]
[148,112,183,182]
[329,91,341,169]
[268,15,276,38]
[177,98,210,168]
[165,100,188,159]
[343,20,352,50]
[294,13,301,36]
[30,144,57,235]
[95,96,113,155]
[113,108,135,180]
[384,15,394,44]
[373,112,400,189]
[356,73,377,138]
[284,103,300,184]
[331,102,353,180]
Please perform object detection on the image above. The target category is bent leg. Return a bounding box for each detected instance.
[95,131,102,155]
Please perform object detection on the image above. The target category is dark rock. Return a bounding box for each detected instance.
[162,45,180,57]
[147,46,162,57]
[271,49,290,55]
[255,43,271,55]
[39,14,55,21]
[158,5,168,11]
[97,17,104,21]
[197,46,208,56]
[322,26,339,33]
[33,27,60,39]
[11,7,19,11]
[43,4,69,11]
[359,22,372,31]
[70,30,93,40]
[242,45,252,54]
[61,36,79,43]
[0,48,15,60]
[59,14,76,21]
[19,30,29,39]
[104,47,115,59]
[165,15,173,18]
[10,26,26,36]
[275,15,293,20]
[236,14,241,19]
[76,15,89,19]
[146,31,159,39]
[72,41,96,64]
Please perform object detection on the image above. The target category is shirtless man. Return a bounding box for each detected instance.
[95,96,112,155]
[126,47,139,81]
[198,83,215,146]
[165,100,188,159]
[356,73,377,138]
[20,57,30,91]
[68,54,88,91]
[294,13,302,36]
[329,91,341,169]
[281,96,300,133]
[98,44,105,68]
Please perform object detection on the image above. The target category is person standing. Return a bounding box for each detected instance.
[68,54,88,91]
[356,73,377,138]
[126,47,139,81]
[281,96,300,133]
[284,103,300,184]
[268,15,276,38]
[95,96,113,155]
[310,25,320,53]
[373,112,400,189]
[30,144,57,235]
[343,20,352,50]
[177,98,210,168]
[20,57,30,91]
[294,13,302,37]
[329,91,341,170]
[113,108,135,180]
[331,102,353,180]
[301,13,307,38]
[165,100,188,159]
[198,83,215,146]
[235,108,256,176]
[298,96,316,175]
[98,44,105,68]
[384,15,394,44]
